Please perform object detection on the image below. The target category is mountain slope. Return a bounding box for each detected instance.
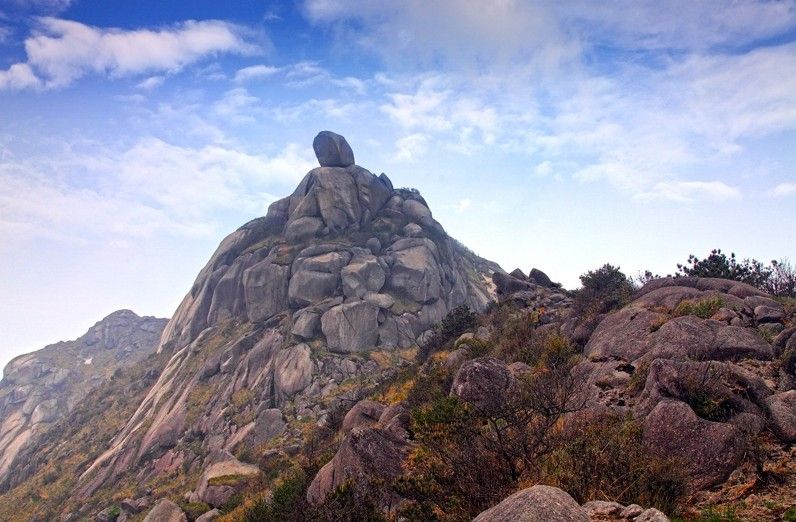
[71,132,501,509]
[0,310,166,487]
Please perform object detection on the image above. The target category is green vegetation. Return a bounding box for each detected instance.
[542,415,686,514]
[418,305,478,362]
[676,249,796,297]
[673,296,724,319]
[573,263,634,318]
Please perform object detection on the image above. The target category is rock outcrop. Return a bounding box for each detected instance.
[473,485,669,522]
[75,132,499,500]
[572,277,794,490]
[306,400,411,505]
[0,310,166,485]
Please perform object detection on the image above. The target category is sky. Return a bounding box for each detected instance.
[1,0,795,369]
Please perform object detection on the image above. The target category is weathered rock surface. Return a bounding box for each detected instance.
[313,130,355,167]
[643,400,745,490]
[306,400,411,505]
[766,390,796,442]
[143,499,186,522]
[70,133,499,506]
[473,485,589,522]
[0,310,166,485]
[571,276,792,493]
[450,357,515,413]
[195,455,260,507]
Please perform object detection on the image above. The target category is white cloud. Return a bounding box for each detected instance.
[381,77,452,131]
[284,60,330,87]
[0,63,41,90]
[234,64,279,83]
[136,76,164,90]
[0,137,316,243]
[562,0,796,51]
[302,0,577,72]
[0,17,257,89]
[271,98,360,122]
[634,181,742,203]
[212,87,260,123]
[393,133,428,162]
[772,182,796,197]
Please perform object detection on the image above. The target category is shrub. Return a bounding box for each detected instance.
[398,359,586,520]
[679,363,739,422]
[418,305,478,363]
[541,415,686,514]
[676,249,796,298]
[573,264,634,317]
[240,468,307,522]
[405,365,454,408]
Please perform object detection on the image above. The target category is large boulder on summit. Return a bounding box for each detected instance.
[313,130,355,167]
[473,485,589,522]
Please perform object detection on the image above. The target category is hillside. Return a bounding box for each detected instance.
[0,134,793,522]
[0,310,166,494]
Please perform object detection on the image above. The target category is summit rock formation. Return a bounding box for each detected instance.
[74,131,500,504]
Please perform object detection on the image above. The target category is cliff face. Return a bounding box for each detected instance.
[0,310,166,484]
[75,132,501,501]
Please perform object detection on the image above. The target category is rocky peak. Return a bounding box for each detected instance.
[77,132,501,499]
[0,310,167,484]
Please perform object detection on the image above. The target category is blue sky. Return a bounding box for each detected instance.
[1,0,795,368]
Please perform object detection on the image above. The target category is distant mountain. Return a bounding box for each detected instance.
[0,310,166,485]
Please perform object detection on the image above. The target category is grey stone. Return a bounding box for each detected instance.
[341,400,386,435]
[365,237,381,254]
[529,267,554,287]
[402,199,434,227]
[288,270,339,307]
[321,301,380,353]
[242,261,289,323]
[643,400,745,490]
[450,357,514,413]
[766,390,796,442]
[754,305,785,324]
[284,216,323,242]
[143,499,186,522]
[195,509,221,522]
[292,311,321,339]
[313,131,354,167]
[196,456,260,507]
[306,410,410,505]
[582,500,623,518]
[341,257,386,298]
[274,344,313,398]
[403,222,423,237]
[636,508,670,522]
[473,485,588,522]
[389,242,442,303]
